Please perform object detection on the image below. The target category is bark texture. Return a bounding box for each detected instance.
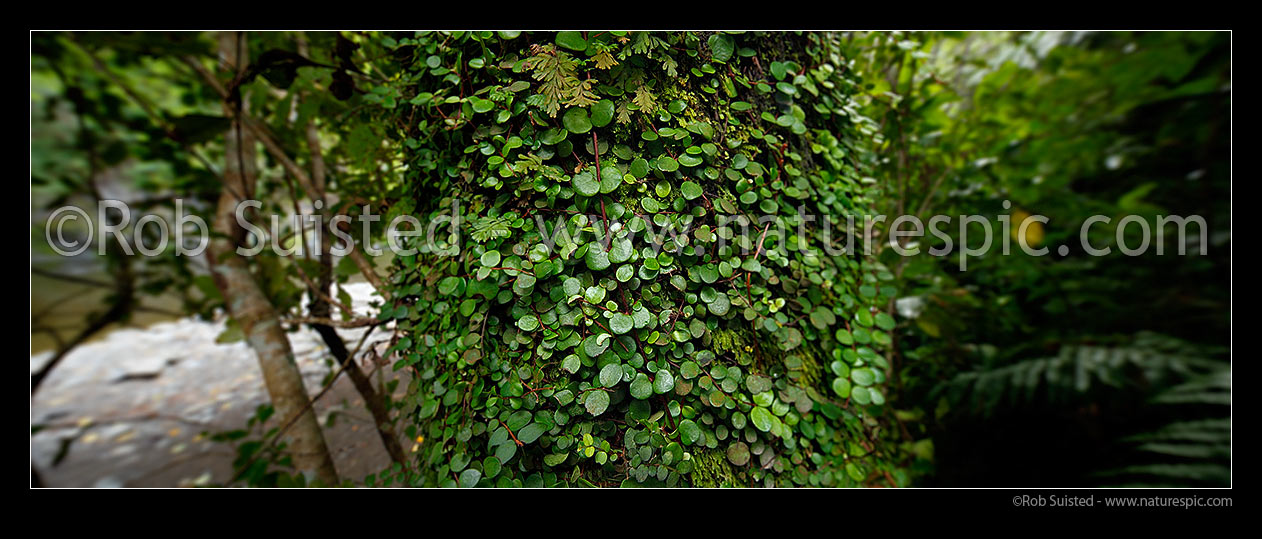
[205,31,338,485]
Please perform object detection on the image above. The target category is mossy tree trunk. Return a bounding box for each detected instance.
[362,31,903,487]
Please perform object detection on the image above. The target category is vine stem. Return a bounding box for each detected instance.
[753,223,771,259]
[594,131,612,250]
[498,419,524,447]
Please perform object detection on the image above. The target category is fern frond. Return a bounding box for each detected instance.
[633,85,658,115]
[1123,418,1231,444]
[937,332,1226,417]
[1095,463,1230,485]
[1133,442,1230,459]
[524,44,583,117]
[564,78,599,107]
[1151,370,1231,405]
[470,216,512,243]
[1100,363,1231,487]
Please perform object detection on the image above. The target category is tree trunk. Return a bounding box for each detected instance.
[293,33,407,466]
[205,31,338,486]
[386,31,897,487]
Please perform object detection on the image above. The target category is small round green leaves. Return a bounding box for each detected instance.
[517,314,539,331]
[708,33,735,63]
[470,97,494,113]
[653,369,675,394]
[555,31,587,52]
[584,285,606,304]
[375,31,904,489]
[591,100,614,128]
[517,423,545,444]
[835,328,854,345]
[750,406,773,432]
[609,238,633,264]
[630,373,653,399]
[678,154,703,167]
[679,419,701,445]
[681,181,703,200]
[585,390,610,416]
[851,367,876,387]
[540,128,567,145]
[727,441,750,466]
[458,468,481,488]
[583,333,611,357]
[610,312,634,334]
[745,374,772,394]
[438,276,462,295]
[832,377,851,398]
[563,107,592,134]
[482,456,502,479]
[615,265,634,282]
[701,287,718,304]
[573,171,599,197]
[630,158,649,178]
[562,354,581,374]
[585,245,610,270]
[856,309,874,327]
[708,292,731,316]
[599,363,622,388]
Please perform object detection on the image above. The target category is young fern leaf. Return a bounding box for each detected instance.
[633,85,658,115]
[592,45,618,70]
[524,44,580,117]
[470,216,512,243]
[525,44,600,116]
[565,78,599,107]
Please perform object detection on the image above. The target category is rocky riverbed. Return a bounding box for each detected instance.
[30,283,406,487]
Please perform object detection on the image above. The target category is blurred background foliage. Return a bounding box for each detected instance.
[850,31,1230,486]
[30,31,1230,487]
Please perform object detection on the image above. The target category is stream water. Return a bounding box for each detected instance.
[30,283,405,487]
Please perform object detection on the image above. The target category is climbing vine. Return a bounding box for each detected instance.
[30,30,1231,489]
[366,31,905,487]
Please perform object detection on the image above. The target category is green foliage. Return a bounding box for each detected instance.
[937,332,1230,486]
[372,31,906,487]
[207,404,328,488]
[30,30,1229,488]
[937,332,1224,417]
[853,31,1231,486]
[525,44,590,117]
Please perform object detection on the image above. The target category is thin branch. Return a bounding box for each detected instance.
[188,53,392,302]
[282,316,382,329]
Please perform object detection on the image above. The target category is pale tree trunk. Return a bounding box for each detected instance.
[206,31,338,485]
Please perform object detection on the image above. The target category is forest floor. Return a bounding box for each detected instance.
[30,283,406,487]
